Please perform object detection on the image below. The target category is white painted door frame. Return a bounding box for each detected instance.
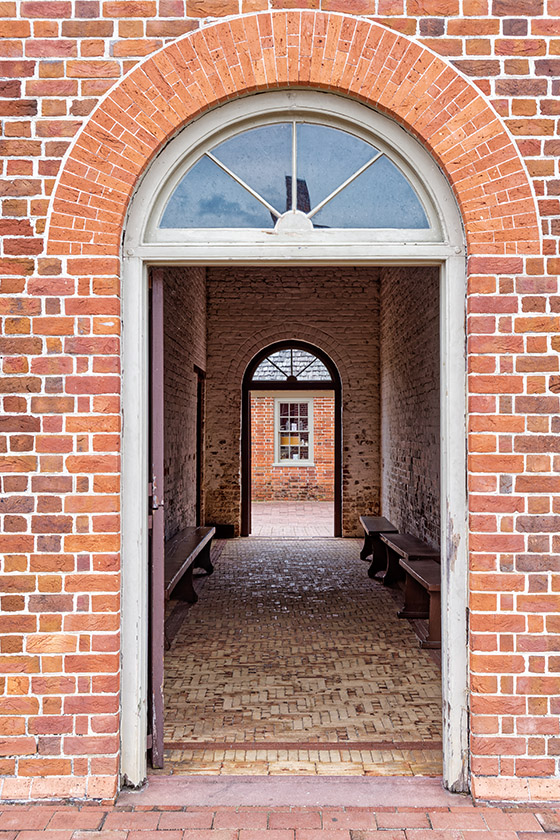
[120,91,469,793]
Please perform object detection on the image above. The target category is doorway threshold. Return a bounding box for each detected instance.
[119,775,464,808]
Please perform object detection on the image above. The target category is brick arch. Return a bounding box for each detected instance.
[46,10,540,261]
[228,324,352,394]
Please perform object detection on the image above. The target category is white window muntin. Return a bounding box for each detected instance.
[274,397,314,466]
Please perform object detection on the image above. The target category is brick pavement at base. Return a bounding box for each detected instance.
[162,538,441,776]
[251,503,334,537]
[1,802,560,838]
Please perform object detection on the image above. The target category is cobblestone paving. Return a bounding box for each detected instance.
[0,803,557,838]
[162,538,442,775]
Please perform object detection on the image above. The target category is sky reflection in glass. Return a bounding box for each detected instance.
[212,123,292,213]
[160,155,275,229]
[160,122,429,230]
[296,123,376,211]
[312,156,429,229]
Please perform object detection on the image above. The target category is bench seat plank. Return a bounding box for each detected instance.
[378,532,439,587]
[397,557,441,649]
[359,515,398,580]
[360,515,398,535]
[399,558,441,591]
[380,532,440,561]
[164,525,216,601]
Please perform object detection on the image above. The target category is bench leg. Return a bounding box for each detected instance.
[360,534,373,561]
[422,590,441,649]
[398,573,429,620]
[367,535,388,579]
[173,566,198,604]
[382,546,403,587]
[193,541,214,576]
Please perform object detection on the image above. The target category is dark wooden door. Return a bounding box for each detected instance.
[149,268,165,768]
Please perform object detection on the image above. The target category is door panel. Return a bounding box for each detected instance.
[149,268,165,768]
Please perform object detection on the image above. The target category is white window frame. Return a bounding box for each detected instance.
[121,90,469,794]
[124,91,461,264]
[273,398,314,467]
[151,119,434,239]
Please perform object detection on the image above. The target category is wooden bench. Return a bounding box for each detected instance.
[164,525,216,604]
[398,558,441,649]
[359,515,398,580]
[379,532,440,588]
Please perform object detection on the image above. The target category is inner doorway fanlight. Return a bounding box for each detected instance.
[159,122,430,232]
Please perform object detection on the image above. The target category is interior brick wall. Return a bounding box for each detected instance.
[163,266,206,539]
[380,266,440,549]
[250,394,335,502]
[205,266,381,536]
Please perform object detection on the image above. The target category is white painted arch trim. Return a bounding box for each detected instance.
[121,90,468,793]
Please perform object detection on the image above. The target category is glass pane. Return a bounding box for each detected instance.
[252,349,332,383]
[297,123,377,213]
[212,123,292,215]
[160,155,275,229]
[300,447,309,459]
[289,447,299,460]
[280,403,289,415]
[296,358,330,380]
[253,358,288,380]
[280,446,289,460]
[312,155,429,229]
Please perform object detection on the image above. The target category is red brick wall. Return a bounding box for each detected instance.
[250,394,335,502]
[0,4,558,804]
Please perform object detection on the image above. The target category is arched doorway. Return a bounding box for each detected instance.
[241,341,343,537]
[121,88,468,791]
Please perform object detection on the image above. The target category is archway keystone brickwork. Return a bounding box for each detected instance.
[4,8,555,806]
[48,11,540,260]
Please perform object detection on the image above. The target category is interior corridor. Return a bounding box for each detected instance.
[161,538,442,776]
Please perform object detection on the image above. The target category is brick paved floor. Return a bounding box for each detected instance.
[251,503,334,537]
[161,538,442,776]
[1,801,559,838]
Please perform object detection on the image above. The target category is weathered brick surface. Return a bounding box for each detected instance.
[0,2,558,804]
[380,267,440,549]
[163,267,206,538]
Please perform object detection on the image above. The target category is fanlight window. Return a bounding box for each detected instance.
[252,348,332,384]
[160,122,429,231]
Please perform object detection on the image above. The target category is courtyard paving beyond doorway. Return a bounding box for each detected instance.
[162,538,442,776]
[251,502,334,537]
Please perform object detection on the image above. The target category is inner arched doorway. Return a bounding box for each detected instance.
[241,341,343,537]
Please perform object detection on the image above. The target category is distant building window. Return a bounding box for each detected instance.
[275,399,313,466]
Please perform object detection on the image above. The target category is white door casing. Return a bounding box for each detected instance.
[120,90,469,791]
